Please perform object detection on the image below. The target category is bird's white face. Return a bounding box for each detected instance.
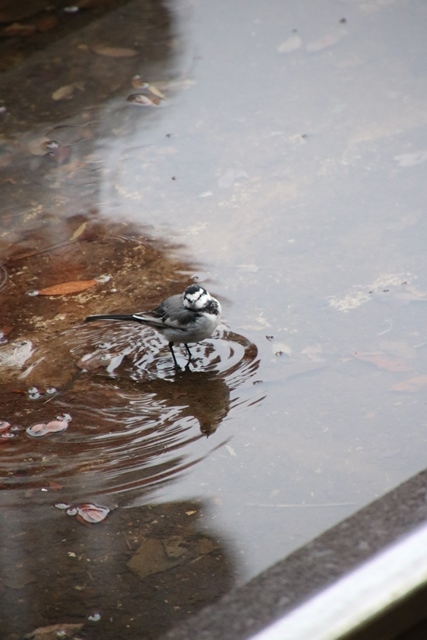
[183,285,211,310]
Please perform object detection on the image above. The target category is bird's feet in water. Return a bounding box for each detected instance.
[169,342,194,370]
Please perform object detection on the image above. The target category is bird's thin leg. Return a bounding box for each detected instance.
[184,344,193,370]
[169,342,180,368]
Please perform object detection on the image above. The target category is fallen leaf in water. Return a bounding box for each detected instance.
[26,423,49,437]
[277,32,302,53]
[37,280,97,295]
[54,502,71,510]
[92,45,138,57]
[126,93,160,106]
[145,83,166,99]
[392,375,427,393]
[378,340,417,360]
[52,84,77,101]
[77,503,110,523]
[3,22,36,37]
[128,538,182,578]
[306,28,347,53]
[44,418,69,433]
[70,221,87,240]
[28,136,52,156]
[56,502,111,525]
[76,514,92,527]
[26,418,69,437]
[47,480,63,490]
[0,431,15,442]
[130,77,166,99]
[23,622,83,640]
[128,533,219,580]
[131,76,148,89]
[163,535,187,559]
[354,352,412,372]
[225,444,237,457]
[52,82,85,101]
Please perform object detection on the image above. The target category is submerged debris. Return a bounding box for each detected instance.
[23,622,83,640]
[91,45,138,58]
[0,420,20,442]
[277,31,302,54]
[87,612,101,622]
[55,501,111,524]
[27,386,42,400]
[126,93,160,106]
[26,414,72,437]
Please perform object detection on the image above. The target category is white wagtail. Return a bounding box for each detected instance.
[84,284,221,368]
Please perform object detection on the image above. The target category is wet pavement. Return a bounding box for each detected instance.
[1,0,427,638]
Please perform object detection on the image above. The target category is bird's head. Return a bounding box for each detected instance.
[183,284,211,310]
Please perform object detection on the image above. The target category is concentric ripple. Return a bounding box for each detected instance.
[0,323,261,506]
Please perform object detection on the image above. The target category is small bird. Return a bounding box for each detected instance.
[84,284,221,368]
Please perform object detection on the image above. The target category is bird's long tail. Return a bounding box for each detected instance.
[85,313,139,323]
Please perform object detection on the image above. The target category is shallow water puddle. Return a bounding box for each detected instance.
[2,0,427,638]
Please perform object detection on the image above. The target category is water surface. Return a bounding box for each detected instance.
[1,0,427,638]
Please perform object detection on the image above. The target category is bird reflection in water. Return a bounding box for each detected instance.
[142,369,231,437]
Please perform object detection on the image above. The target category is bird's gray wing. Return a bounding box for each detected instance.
[133,295,194,331]
[133,308,196,331]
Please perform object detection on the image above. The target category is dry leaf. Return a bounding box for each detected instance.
[392,375,427,393]
[225,444,237,457]
[354,352,412,373]
[47,480,63,490]
[3,22,36,37]
[70,221,87,240]
[51,82,84,101]
[52,85,75,101]
[28,137,51,156]
[146,83,166,99]
[92,45,138,58]
[37,280,97,296]
[24,622,83,640]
